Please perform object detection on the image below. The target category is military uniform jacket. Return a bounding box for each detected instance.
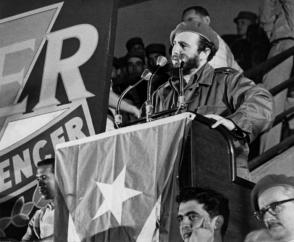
[154,63,273,143]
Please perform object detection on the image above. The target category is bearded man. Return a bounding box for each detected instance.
[154,21,273,177]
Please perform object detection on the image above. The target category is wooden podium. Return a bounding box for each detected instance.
[177,113,259,241]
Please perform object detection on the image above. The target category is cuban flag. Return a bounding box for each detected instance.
[54,113,194,242]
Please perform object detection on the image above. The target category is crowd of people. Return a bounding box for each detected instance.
[177,174,294,242]
[105,2,294,241]
[22,158,294,242]
[20,1,294,242]
[109,1,294,156]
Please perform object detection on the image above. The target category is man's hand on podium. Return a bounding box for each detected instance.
[205,114,235,131]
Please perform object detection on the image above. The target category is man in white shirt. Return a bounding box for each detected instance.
[22,158,55,241]
[176,187,229,242]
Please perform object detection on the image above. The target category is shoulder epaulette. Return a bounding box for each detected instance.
[214,67,239,75]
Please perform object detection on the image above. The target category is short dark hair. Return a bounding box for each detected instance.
[198,35,217,61]
[176,187,230,237]
[182,6,210,20]
[37,158,55,171]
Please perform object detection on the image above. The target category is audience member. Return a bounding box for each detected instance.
[234,11,257,39]
[232,11,269,70]
[259,0,294,152]
[146,43,166,70]
[111,57,127,96]
[176,187,229,242]
[251,174,294,242]
[154,20,273,178]
[246,24,270,70]
[126,36,145,56]
[106,57,141,130]
[125,51,146,107]
[22,158,55,241]
[181,6,242,71]
[145,43,170,90]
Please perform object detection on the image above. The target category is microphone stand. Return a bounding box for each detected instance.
[146,67,160,122]
[115,69,152,128]
[151,79,170,103]
[145,56,168,122]
[177,61,186,113]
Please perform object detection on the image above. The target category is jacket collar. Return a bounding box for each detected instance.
[184,62,214,89]
[194,63,214,86]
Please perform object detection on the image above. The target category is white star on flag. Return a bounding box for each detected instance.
[93,166,142,224]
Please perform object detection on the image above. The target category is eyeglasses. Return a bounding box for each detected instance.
[254,198,294,221]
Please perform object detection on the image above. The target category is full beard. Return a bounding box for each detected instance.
[171,55,200,75]
[182,56,200,75]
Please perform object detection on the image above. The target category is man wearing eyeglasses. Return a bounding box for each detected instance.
[22,158,55,241]
[176,187,229,242]
[251,174,294,242]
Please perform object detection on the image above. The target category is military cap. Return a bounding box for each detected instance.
[170,21,219,50]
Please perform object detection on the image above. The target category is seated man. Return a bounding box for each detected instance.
[176,187,229,242]
[22,158,55,241]
[250,174,294,242]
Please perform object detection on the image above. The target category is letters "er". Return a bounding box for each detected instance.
[34,24,98,110]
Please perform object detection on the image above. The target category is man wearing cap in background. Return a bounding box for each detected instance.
[106,57,141,131]
[125,36,145,56]
[154,20,273,179]
[146,43,167,70]
[250,174,294,242]
[125,50,146,107]
[145,43,170,90]
[234,11,258,39]
[182,6,242,71]
[231,11,261,70]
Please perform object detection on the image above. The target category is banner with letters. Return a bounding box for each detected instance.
[0,0,117,240]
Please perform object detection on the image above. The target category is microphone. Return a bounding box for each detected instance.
[177,54,186,109]
[115,69,152,127]
[156,55,168,68]
[146,56,168,122]
[170,54,186,113]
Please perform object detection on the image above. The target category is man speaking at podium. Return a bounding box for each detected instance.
[154,20,273,178]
